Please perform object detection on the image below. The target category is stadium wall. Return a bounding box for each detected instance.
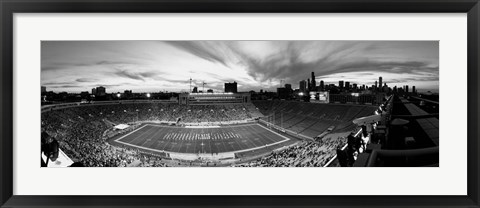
[179,92,251,105]
[169,152,235,161]
[41,99,176,113]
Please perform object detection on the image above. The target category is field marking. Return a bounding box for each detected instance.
[144,125,164,148]
[253,125,278,144]
[121,125,156,145]
[113,123,292,156]
[239,126,260,150]
[256,124,291,142]
[227,124,291,154]
[114,124,148,143]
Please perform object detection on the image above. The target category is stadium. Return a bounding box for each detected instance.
[40,91,388,167]
[40,40,440,167]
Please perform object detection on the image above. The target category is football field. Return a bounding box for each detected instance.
[113,123,290,154]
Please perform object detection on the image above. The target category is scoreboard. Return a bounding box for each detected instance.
[309,91,329,103]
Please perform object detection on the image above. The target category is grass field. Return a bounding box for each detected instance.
[113,123,290,155]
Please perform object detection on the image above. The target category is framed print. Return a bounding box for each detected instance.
[1,0,479,207]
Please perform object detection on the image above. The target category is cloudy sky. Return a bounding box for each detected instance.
[41,40,439,93]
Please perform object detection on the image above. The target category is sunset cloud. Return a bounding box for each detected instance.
[41,40,439,93]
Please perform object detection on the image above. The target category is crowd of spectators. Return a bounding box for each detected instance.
[41,107,153,167]
[44,103,260,124]
[41,103,262,167]
[252,100,376,137]
[235,136,347,167]
[42,101,357,167]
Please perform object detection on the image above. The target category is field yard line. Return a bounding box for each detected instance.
[252,125,277,144]
[114,124,148,143]
[219,131,229,153]
[144,125,164,148]
[239,126,258,150]
[231,134,243,151]
[256,123,291,142]
[244,126,264,147]
[192,129,197,153]
[126,124,159,145]
[229,124,291,154]
[231,138,289,154]
[233,126,249,149]
[176,138,183,152]
[138,127,155,147]
[160,129,173,150]
[114,136,168,154]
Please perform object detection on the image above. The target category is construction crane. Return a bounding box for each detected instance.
[189,78,192,93]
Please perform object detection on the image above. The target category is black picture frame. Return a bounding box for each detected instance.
[1,0,479,207]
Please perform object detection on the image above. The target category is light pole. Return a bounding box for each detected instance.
[136,109,139,123]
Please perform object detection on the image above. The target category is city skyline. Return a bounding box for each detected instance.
[41,40,439,93]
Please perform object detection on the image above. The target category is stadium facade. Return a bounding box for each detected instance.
[179,92,251,105]
[41,90,439,167]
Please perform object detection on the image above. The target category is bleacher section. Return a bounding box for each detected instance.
[252,100,378,138]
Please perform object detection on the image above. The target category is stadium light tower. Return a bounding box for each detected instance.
[202,82,207,92]
[146,93,151,98]
[135,109,139,123]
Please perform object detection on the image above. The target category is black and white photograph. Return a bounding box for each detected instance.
[40,40,439,167]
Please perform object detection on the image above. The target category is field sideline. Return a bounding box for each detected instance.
[113,123,292,155]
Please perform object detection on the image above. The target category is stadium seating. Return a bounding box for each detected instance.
[252,100,377,137]
[235,136,347,167]
[41,103,263,167]
[42,100,376,167]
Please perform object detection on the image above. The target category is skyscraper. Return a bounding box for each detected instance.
[345,81,350,90]
[224,82,238,93]
[299,80,307,92]
[285,84,292,90]
[307,78,311,90]
[96,86,106,96]
[339,80,344,89]
[41,86,46,93]
[412,86,416,94]
[405,85,409,93]
[311,72,316,89]
[320,80,324,91]
[124,90,133,99]
[379,77,383,91]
